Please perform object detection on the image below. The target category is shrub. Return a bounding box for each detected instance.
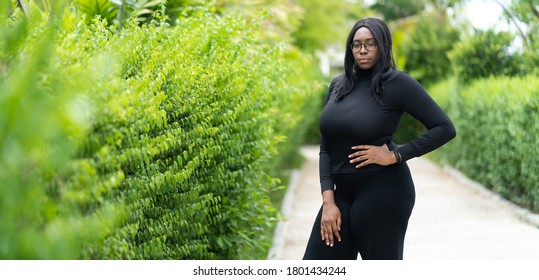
[0,4,321,259]
[0,4,127,259]
[431,75,539,212]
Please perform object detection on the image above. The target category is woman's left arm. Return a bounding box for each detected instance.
[349,73,456,167]
[389,73,456,161]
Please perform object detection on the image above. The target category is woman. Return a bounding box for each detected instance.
[302,18,456,260]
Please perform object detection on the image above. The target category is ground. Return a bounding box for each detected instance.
[269,145,539,260]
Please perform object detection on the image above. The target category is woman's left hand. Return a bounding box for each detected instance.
[349,143,397,168]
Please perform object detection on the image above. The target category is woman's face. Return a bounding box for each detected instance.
[351,27,379,70]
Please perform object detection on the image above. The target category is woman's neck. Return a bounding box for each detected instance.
[354,67,374,79]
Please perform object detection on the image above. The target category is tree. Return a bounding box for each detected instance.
[292,0,369,53]
[369,0,465,83]
[400,13,459,86]
[498,0,539,74]
[369,0,425,21]
[498,0,538,49]
[369,0,464,21]
[449,29,521,83]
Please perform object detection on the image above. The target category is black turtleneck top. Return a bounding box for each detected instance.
[319,70,456,192]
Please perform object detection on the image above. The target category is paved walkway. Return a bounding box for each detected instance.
[268,145,539,260]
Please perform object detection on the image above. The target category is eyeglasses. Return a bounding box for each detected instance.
[350,41,377,52]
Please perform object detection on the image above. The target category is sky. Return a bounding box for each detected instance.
[462,0,512,31]
[461,0,523,50]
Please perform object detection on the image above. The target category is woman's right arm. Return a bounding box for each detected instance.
[318,79,341,247]
[319,79,337,194]
[320,189,341,247]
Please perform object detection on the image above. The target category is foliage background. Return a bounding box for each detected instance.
[1,0,322,259]
[1,0,538,260]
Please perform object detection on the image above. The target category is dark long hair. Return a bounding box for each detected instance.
[332,18,396,102]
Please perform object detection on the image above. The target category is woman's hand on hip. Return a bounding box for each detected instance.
[320,199,342,247]
[349,143,397,168]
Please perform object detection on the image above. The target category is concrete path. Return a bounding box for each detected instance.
[268,145,539,260]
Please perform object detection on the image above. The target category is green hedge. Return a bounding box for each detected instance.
[0,5,321,259]
[430,76,539,212]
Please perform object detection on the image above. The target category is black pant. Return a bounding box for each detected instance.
[303,163,416,260]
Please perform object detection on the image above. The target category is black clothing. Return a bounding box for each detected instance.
[319,70,456,192]
[303,69,456,260]
[303,165,415,260]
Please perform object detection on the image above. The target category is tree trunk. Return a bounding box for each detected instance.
[16,0,26,14]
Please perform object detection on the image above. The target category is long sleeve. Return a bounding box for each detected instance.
[319,79,338,193]
[389,73,456,161]
[319,137,334,192]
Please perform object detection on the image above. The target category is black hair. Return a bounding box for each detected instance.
[332,18,396,102]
